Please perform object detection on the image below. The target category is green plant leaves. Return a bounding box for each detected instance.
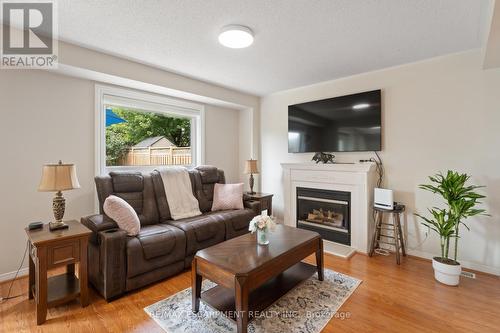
[415,170,488,261]
[105,107,191,166]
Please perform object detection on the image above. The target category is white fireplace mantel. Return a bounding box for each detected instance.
[281,162,377,257]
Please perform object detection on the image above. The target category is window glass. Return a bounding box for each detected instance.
[105,106,192,167]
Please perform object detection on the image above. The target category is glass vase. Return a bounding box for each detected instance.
[257,228,269,245]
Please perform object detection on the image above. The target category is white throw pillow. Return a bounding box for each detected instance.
[103,195,140,236]
[211,183,244,211]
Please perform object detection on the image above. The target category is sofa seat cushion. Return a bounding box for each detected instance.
[165,214,225,256]
[126,224,186,278]
[207,209,256,239]
[137,225,177,259]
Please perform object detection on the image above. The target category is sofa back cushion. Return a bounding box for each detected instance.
[152,166,225,219]
[192,166,226,213]
[111,173,144,213]
[95,171,159,226]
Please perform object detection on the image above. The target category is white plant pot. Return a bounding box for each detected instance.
[432,257,461,286]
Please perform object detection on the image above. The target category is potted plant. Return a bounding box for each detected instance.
[416,171,487,286]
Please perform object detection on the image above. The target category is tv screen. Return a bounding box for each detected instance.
[288,90,381,153]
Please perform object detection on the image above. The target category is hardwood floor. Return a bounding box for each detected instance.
[1,253,499,332]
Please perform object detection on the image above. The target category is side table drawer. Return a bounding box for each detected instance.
[47,239,80,268]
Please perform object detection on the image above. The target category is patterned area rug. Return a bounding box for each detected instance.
[144,268,361,333]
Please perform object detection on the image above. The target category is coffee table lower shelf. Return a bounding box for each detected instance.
[200,262,316,322]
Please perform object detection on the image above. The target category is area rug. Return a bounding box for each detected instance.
[144,268,361,333]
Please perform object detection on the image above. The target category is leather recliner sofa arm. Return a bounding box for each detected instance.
[244,200,262,216]
[81,214,118,244]
[97,228,128,301]
[81,214,127,301]
[81,214,118,234]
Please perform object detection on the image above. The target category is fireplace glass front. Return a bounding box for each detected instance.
[296,187,351,245]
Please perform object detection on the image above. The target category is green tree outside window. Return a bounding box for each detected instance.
[106,107,191,166]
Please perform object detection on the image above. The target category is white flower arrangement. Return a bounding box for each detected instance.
[249,214,277,233]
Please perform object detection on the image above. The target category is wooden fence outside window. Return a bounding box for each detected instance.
[120,147,192,166]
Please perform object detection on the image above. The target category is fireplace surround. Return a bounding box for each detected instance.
[282,162,377,257]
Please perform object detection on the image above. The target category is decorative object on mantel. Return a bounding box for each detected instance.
[145,268,361,333]
[415,170,488,286]
[249,214,276,245]
[38,160,80,231]
[244,159,259,194]
[312,152,335,164]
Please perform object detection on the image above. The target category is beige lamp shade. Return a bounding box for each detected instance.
[38,161,81,192]
[244,159,259,174]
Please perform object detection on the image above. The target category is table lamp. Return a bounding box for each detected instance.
[244,159,259,195]
[38,160,81,231]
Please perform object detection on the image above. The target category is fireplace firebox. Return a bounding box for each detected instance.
[296,187,351,245]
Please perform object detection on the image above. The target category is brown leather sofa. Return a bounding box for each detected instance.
[81,166,260,301]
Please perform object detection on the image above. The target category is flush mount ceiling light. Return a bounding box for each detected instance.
[218,25,254,48]
[353,103,370,110]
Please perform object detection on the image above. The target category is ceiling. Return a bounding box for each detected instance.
[55,0,490,96]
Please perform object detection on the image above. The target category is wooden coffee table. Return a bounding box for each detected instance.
[192,224,323,333]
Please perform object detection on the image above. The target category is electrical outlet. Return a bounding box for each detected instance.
[460,271,476,279]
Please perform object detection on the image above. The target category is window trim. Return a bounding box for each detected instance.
[95,84,205,176]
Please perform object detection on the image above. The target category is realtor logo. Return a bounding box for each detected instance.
[1,0,58,68]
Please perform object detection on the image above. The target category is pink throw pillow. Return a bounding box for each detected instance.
[103,195,140,236]
[211,183,244,211]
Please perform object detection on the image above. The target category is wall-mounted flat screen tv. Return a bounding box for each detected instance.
[288,90,381,153]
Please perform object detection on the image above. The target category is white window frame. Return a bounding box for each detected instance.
[95,84,205,175]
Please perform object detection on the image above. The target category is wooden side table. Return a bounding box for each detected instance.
[25,220,91,325]
[243,192,273,215]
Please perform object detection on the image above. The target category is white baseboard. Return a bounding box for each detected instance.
[407,249,500,276]
[0,267,29,283]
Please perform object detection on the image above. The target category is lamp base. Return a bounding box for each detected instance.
[249,173,255,195]
[49,221,69,231]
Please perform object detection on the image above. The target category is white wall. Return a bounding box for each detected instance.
[260,50,500,275]
[205,105,240,183]
[238,107,261,191]
[0,71,95,279]
[0,68,253,278]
